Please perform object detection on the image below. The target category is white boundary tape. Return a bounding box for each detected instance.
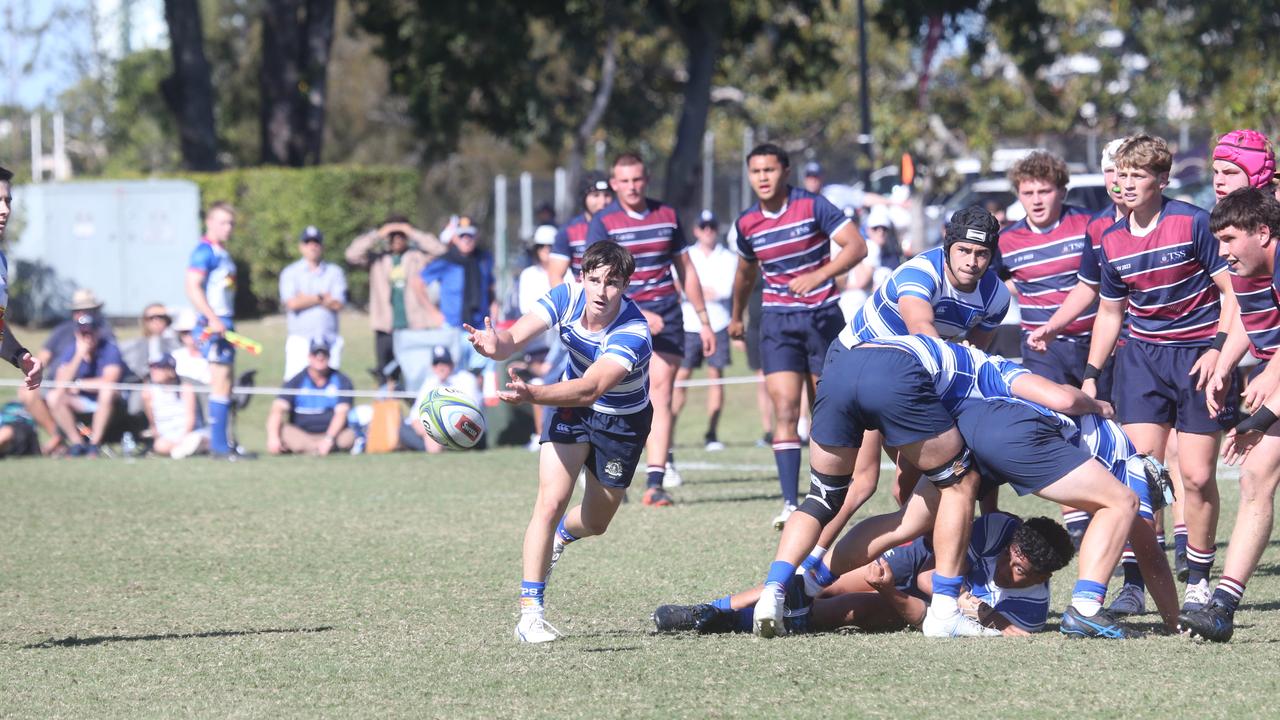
[0,372,762,400]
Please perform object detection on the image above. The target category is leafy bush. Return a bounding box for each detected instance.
[172,165,421,315]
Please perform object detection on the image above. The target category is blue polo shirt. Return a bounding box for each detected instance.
[57,340,124,399]
[280,369,354,434]
[418,251,495,328]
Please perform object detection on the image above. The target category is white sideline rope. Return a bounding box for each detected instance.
[0,372,762,400]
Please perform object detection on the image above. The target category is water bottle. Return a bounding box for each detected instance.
[121,431,137,458]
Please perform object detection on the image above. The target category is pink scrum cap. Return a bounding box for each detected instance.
[1212,129,1276,188]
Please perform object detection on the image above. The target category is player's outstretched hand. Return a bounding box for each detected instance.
[462,317,499,358]
[1222,427,1262,466]
[1188,349,1220,392]
[1026,325,1055,353]
[498,366,533,405]
[20,352,42,390]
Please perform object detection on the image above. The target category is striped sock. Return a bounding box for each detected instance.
[1156,531,1167,552]
[646,465,665,489]
[1062,509,1091,536]
[1121,546,1144,591]
[520,580,545,612]
[1212,576,1245,613]
[1187,544,1215,585]
[1072,579,1107,616]
[773,441,802,507]
[1173,524,1188,556]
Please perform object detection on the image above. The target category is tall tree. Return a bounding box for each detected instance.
[161,0,219,170]
[260,0,337,165]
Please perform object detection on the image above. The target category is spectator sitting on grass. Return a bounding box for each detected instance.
[0,402,39,459]
[170,309,211,385]
[141,354,208,459]
[120,303,180,383]
[266,336,356,456]
[47,313,125,457]
[402,345,480,454]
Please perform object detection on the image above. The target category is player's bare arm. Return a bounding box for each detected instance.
[500,357,629,408]
[898,295,943,337]
[185,269,225,334]
[1082,297,1126,397]
[790,222,868,296]
[728,256,758,341]
[1028,281,1100,352]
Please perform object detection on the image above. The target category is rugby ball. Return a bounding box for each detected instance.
[418,386,486,451]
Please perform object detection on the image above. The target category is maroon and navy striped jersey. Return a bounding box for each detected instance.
[1232,271,1280,361]
[1097,198,1227,346]
[585,199,687,306]
[551,212,591,282]
[996,205,1094,336]
[733,186,852,313]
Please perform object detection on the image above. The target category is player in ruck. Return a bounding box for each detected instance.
[585,153,715,505]
[655,513,1074,637]
[752,207,1009,638]
[1080,135,1238,614]
[729,143,868,528]
[1183,186,1280,641]
[549,172,613,287]
[464,242,653,644]
[0,166,44,391]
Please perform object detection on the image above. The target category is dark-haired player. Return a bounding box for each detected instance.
[465,242,652,644]
[1183,185,1280,641]
[0,166,44,390]
[729,143,867,528]
[585,154,715,505]
[655,513,1073,637]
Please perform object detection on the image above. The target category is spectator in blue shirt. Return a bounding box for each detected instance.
[416,219,496,372]
[47,313,125,457]
[266,336,355,456]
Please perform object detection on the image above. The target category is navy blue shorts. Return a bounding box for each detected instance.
[196,318,236,365]
[810,345,955,449]
[880,537,933,602]
[1019,335,1113,403]
[540,403,653,488]
[760,304,846,376]
[681,329,731,370]
[958,400,1092,496]
[642,297,685,358]
[1113,340,1238,433]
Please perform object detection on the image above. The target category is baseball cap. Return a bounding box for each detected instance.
[803,161,823,177]
[455,217,478,238]
[580,172,611,198]
[865,204,892,229]
[532,224,558,246]
[309,336,333,354]
[148,353,176,369]
[697,209,717,228]
[172,308,198,333]
[432,345,454,366]
[300,225,324,244]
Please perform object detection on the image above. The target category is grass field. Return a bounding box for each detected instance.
[3,314,1280,717]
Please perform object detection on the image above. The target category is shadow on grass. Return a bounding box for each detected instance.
[580,645,641,653]
[679,493,783,506]
[21,625,335,650]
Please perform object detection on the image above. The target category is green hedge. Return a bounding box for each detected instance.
[171,165,421,315]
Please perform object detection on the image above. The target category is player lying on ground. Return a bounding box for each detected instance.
[655,513,1073,637]
[464,241,653,644]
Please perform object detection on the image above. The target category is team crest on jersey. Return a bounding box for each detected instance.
[604,459,624,479]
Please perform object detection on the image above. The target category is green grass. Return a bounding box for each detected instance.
[3,314,1280,717]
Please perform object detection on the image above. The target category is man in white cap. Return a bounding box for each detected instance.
[280,225,347,379]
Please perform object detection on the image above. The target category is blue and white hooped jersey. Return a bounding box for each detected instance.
[1063,413,1155,519]
[188,238,237,320]
[868,334,1030,415]
[965,512,1051,633]
[532,282,652,415]
[842,246,1009,346]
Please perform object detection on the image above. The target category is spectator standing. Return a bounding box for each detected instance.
[47,314,125,456]
[345,215,446,383]
[402,345,482,453]
[266,336,356,456]
[19,288,113,454]
[416,218,497,373]
[672,210,737,452]
[281,226,348,379]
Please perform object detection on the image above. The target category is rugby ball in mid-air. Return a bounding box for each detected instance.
[419,386,486,451]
